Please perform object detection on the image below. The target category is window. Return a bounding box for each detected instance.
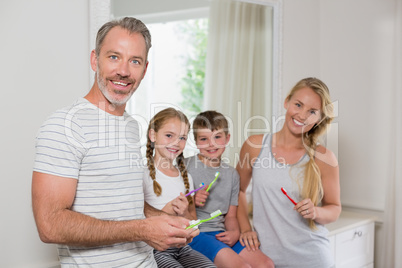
[126,17,208,156]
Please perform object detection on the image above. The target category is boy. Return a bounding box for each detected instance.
[186,110,274,268]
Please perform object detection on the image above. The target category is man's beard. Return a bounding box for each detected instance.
[96,70,136,106]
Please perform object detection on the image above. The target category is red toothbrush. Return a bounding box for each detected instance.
[281,187,297,205]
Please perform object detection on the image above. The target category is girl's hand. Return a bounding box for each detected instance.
[295,198,316,220]
[215,230,239,247]
[194,186,209,207]
[239,230,260,251]
[171,193,189,216]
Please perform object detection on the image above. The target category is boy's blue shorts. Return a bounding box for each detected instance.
[189,231,246,262]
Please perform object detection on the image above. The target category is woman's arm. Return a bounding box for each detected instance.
[295,146,341,224]
[314,146,341,224]
[236,135,263,250]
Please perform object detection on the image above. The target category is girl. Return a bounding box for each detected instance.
[237,77,341,268]
[143,108,216,268]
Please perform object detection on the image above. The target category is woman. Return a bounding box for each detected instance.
[236,77,341,267]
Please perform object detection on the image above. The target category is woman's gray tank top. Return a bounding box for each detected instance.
[252,134,333,268]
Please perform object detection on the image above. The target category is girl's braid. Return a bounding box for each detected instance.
[177,153,193,205]
[146,138,162,196]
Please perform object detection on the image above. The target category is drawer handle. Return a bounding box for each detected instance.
[354,231,363,237]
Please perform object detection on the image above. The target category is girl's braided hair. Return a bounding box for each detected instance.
[146,108,192,204]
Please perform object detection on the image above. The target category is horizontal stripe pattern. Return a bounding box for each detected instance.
[34,98,155,267]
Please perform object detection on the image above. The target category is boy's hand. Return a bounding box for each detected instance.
[171,193,189,216]
[215,230,240,247]
[195,185,210,207]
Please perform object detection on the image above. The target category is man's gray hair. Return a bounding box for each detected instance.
[95,17,152,58]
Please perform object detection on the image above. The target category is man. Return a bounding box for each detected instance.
[32,17,197,267]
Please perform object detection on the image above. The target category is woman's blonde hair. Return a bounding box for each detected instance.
[145,108,192,204]
[286,77,334,229]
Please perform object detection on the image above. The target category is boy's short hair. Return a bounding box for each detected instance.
[192,110,229,140]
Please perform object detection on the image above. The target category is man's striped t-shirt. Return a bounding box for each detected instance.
[33,98,156,267]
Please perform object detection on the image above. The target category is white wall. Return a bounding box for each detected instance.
[0,0,89,267]
[281,0,321,91]
[0,0,398,267]
[112,0,209,17]
[281,1,396,266]
[281,0,395,212]
[320,0,394,212]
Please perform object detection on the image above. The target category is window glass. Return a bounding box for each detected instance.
[127,19,208,156]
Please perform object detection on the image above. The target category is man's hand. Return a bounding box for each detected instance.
[186,225,200,244]
[142,215,197,251]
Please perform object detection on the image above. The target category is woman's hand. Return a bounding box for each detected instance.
[295,198,316,220]
[239,230,260,251]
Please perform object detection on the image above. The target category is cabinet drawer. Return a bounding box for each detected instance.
[335,222,374,268]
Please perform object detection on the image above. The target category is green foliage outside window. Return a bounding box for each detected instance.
[176,19,208,116]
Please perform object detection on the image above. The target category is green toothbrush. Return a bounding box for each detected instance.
[206,172,220,192]
[200,172,220,205]
[186,210,222,229]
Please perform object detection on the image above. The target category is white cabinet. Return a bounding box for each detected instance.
[327,211,376,268]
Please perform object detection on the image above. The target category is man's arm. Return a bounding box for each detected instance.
[32,171,192,250]
[144,201,167,217]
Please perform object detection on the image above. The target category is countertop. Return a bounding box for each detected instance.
[326,210,377,236]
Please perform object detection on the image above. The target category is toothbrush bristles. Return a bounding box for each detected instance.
[211,209,222,217]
